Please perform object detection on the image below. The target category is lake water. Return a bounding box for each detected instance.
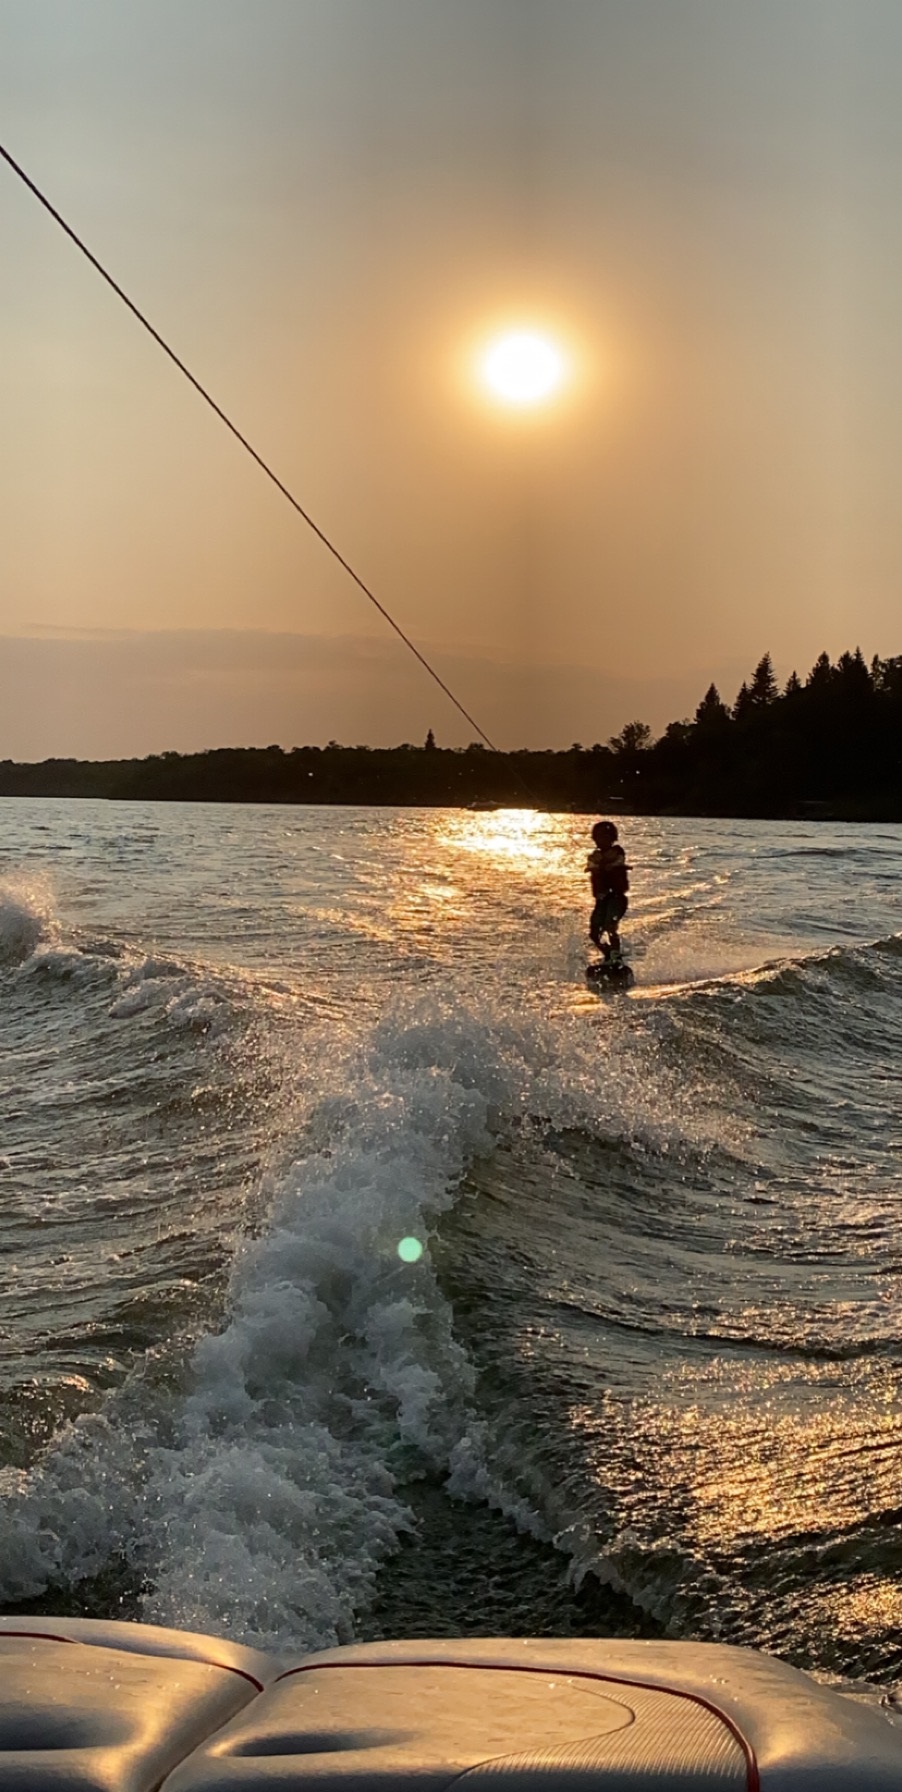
[0,798,900,1689]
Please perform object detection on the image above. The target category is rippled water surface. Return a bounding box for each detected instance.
[0,798,900,1684]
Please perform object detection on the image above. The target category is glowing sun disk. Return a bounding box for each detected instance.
[480,330,568,407]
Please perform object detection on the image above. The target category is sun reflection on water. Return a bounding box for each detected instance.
[444,808,570,874]
[370,809,582,966]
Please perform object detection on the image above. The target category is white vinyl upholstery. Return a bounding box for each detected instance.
[164,1658,747,1791]
[0,1624,899,1790]
[0,1632,259,1791]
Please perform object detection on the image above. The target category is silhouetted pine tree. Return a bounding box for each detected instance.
[806,651,834,694]
[695,684,730,730]
[748,652,778,706]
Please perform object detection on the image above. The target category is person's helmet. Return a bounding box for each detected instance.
[592,820,618,845]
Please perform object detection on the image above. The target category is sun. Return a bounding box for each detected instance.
[478,329,569,409]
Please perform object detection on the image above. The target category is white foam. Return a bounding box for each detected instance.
[0,875,56,964]
[108,956,229,1032]
[0,1412,148,1601]
[0,988,696,1653]
[139,995,505,1648]
[109,975,177,1019]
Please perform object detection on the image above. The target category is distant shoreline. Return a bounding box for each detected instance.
[0,742,899,821]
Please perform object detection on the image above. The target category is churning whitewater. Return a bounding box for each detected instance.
[0,799,900,1686]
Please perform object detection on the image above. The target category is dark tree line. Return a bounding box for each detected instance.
[1,647,900,817]
[0,741,618,811]
[624,648,902,818]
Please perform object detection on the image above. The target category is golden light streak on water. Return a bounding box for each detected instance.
[444,808,571,874]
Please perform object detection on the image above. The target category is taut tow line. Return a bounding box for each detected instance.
[0,140,500,752]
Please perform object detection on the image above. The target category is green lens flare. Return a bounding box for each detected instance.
[397,1236,424,1263]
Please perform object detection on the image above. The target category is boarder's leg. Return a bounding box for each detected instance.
[608,896,628,963]
[589,900,603,950]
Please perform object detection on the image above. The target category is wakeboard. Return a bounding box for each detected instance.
[586,958,635,995]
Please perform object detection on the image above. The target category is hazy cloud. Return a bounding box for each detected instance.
[0,629,728,759]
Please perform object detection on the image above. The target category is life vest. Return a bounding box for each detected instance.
[587,844,629,900]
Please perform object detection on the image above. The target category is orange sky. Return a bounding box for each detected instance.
[2,1,902,756]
